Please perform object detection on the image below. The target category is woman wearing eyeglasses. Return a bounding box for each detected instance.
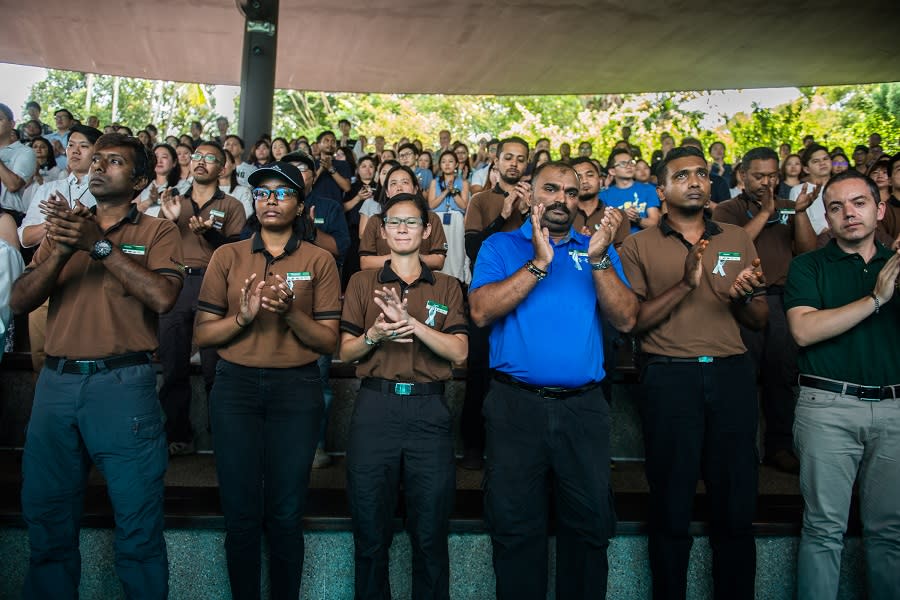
[195,161,341,600]
[156,142,247,458]
[341,192,468,599]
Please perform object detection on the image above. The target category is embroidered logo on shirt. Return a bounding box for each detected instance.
[712,252,741,277]
[568,249,590,270]
[285,271,312,290]
[425,300,448,326]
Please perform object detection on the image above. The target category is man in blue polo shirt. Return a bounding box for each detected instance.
[600,147,660,234]
[469,161,637,600]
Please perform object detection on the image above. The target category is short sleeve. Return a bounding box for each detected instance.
[223,197,248,238]
[340,272,367,336]
[423,212,448,256]
[147,219,185,281]
[197,247,230,316]
[618,236,647,300]
[312,253,342,321]
[469,237,507,292]
[440,277,468,335]
[464,195,485,232]
[784,254,822,310]
[359,215,380,255]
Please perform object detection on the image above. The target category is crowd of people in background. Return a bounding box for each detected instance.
[1,97,899,600]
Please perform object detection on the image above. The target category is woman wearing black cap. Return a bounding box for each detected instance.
[195,161,342,599]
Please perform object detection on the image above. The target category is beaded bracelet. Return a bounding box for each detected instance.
[524,260,548,281]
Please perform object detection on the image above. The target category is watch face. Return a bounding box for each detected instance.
[92,239,113,259]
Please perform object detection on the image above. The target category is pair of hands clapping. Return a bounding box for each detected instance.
[159,189,217,234]
[236,273,295,327]
[366,287,416,344]
[530,203,623,269]
[681,239,767,301]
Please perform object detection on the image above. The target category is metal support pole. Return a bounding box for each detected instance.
[237,0,278,149]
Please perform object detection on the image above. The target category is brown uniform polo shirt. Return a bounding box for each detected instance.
[572,202,631,248]
[173,187,247,268]
[879,196,900,241]
[464,186,526,234]
[341,261,468,382]
[28,206,184,359]
[619,216,759,358]
[197,232,342,368]
[359,211,447,266]
[712,193,797,286]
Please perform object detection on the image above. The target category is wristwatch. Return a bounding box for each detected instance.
[590,253,612,271]
[328,167,337,175]
[364,332,380,346]
[89,239,114,261]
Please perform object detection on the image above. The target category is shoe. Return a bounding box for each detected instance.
[168,440,196,457]
[766,449,800,474]
[312,448,332,469]
[459,447,484,471]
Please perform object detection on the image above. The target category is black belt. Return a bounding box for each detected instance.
[45,352,152,375]
[493,372,600,399]
[184,266,206,276]
[361,377,445,396]
[799,375,899,401]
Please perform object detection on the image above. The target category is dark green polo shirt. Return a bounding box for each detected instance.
[784,239,900,385]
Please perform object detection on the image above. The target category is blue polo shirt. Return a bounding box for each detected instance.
[599,182,660,234]
[470,219,630,387]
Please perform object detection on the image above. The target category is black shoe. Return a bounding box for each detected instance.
[459,447,484,471]
[765,449,800,474]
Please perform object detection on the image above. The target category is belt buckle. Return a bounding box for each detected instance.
[698,356,714,363]
[394,383,413,396]
[74,360,98,375]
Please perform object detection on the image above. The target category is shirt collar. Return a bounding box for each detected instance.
[659,213,722,239]
[88,203,142,233]
[378,260,436,285]
[823,237,893,263]
[517,216,582,245]
[183,185,225,203]
[68,172,89,186]
[251,230,302,256]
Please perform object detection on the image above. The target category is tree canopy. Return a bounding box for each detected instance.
[23,69,899,163]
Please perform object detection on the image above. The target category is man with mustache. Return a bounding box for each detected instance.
[157,141,246,456]
[469,161,637,599]
[460,136,532,470]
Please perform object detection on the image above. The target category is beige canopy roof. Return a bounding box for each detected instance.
[3,0,899,94]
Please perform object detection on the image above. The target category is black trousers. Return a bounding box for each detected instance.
[460,323,490,452]
[483,378,615,600]
[347,386,456,600]
[639,354,758,600]
[157,273,218,443]
[741,292,798,456]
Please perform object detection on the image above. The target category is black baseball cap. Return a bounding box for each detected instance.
[247,161,305,191]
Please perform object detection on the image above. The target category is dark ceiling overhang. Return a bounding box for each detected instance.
[3,0,899,94]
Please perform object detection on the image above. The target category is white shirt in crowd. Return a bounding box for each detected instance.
[138,179,193,217]
[18,172,97,248]
[235,162,256,188]
[219,183,254,218]
[0,141,37,213]
[789,182,828,235]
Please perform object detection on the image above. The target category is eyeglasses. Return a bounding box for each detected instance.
[191,152,222,164]
[398,151,415,158]
[252,187,298,202]
[832,162,849,168]
[383,216,423,229]
[614,160,636,168]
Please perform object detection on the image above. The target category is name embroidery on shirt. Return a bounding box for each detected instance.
[285,271,312,290]
[712,252,741,277]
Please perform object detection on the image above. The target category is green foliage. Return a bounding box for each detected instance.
[25,70,217,137]
[25,69,899,161]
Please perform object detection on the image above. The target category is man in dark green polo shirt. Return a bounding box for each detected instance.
[784,169,900,600]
